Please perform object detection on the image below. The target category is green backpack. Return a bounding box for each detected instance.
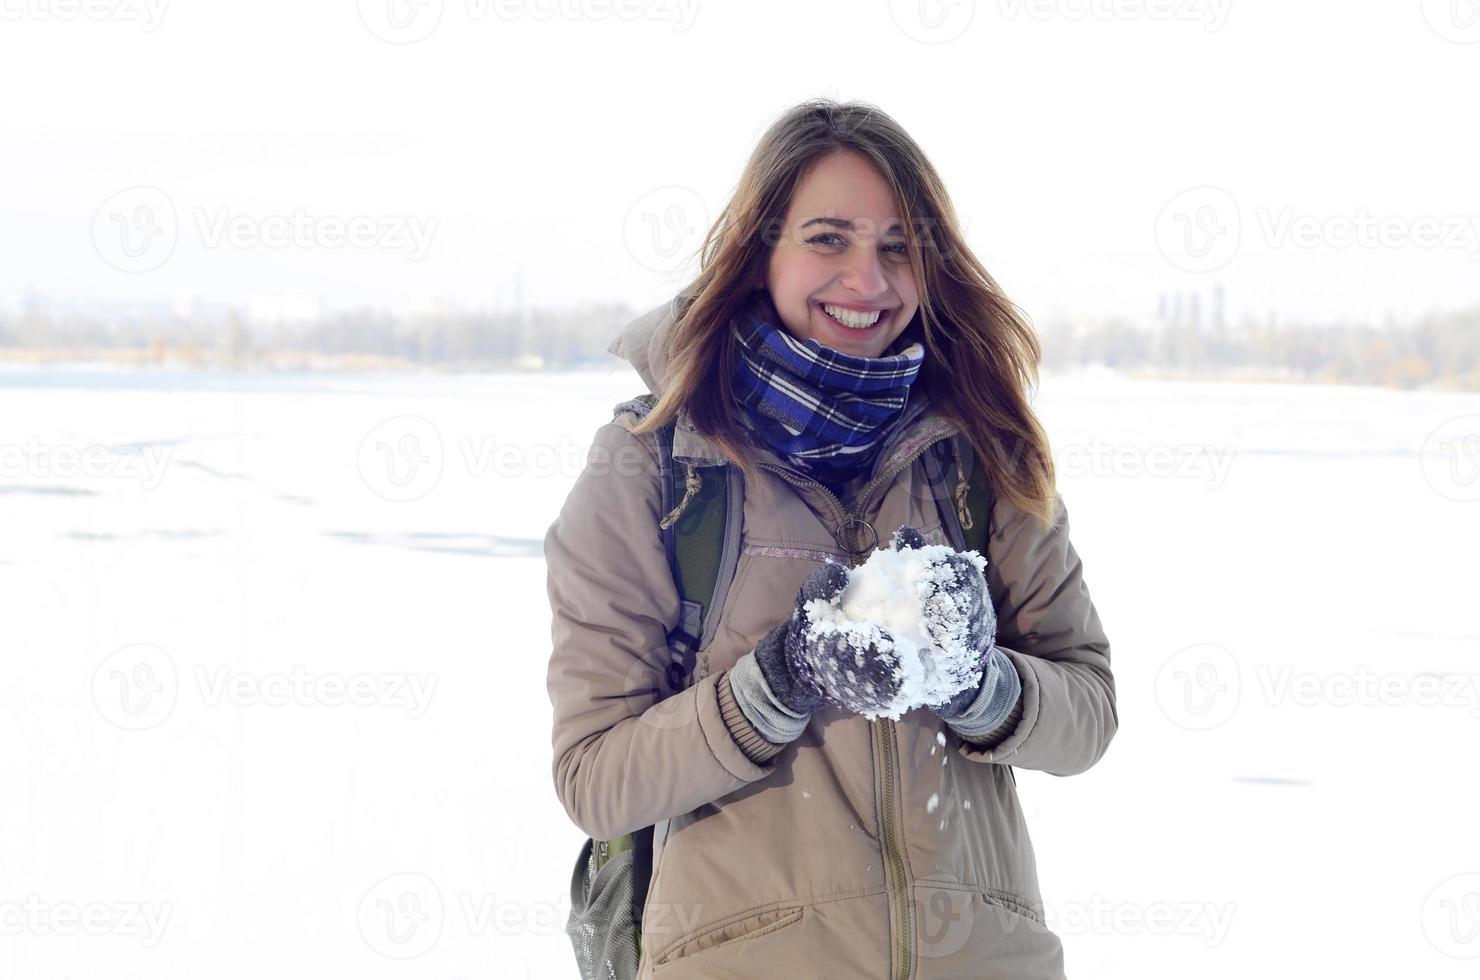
[563,392,995,980]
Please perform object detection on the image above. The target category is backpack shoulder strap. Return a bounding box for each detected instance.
[609,394,741,694]
[927,433,995,557]
[601,392,742,939]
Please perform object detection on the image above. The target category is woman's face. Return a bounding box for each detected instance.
[758,149,920,359]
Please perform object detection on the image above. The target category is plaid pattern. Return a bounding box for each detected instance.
[730,294,925,483]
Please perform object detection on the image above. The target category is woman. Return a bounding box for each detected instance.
[546,98,1116,979]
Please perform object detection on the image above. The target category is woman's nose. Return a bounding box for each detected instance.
[840,247,889,298]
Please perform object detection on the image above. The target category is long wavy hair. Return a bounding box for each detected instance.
[630,97,1058,530]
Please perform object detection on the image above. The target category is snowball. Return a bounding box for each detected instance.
[804,542,989,721]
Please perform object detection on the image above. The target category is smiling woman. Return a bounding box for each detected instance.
[548,97,1115,980]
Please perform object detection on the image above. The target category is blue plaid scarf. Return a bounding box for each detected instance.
[730,294,926,484]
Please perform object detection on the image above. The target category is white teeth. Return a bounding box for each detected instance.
[822,303,884,329]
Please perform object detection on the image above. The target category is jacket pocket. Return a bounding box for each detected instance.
[652,904,804,967]
[978,886,1046,926]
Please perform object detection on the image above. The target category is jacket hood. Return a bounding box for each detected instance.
[606,295,684,398]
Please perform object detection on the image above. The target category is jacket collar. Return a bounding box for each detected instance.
[606,295,960,476]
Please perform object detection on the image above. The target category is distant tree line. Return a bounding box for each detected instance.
[2,300,1477,389]
[0,302,635,370]
[1039,304,1480,390]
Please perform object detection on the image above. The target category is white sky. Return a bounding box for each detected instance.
[1,0,1477,327]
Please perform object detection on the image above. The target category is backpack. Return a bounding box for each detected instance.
[563,392,995,980]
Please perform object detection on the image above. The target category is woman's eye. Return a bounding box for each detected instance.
[805,233,910,256]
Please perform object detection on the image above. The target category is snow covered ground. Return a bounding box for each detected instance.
[2,364,1477,978]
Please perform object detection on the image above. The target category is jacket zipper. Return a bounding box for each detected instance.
[757,428,954,980]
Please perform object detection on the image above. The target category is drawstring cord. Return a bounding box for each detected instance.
[659,464,702,529]
[952,439,974,531]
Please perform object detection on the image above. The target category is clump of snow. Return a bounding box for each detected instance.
[804,543,988,721]
[926,793,940,814]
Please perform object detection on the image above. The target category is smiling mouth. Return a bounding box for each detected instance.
[815,301,893,331]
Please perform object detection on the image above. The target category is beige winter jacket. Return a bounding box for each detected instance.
[545,299,1117,979]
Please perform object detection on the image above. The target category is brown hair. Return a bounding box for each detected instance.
[630,97,1058,531]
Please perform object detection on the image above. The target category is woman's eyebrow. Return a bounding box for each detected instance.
[801,216,906,235]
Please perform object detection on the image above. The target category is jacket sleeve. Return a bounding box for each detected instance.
[546,418,777,841]
[956,492,1117,775]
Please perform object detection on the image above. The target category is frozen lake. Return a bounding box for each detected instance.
[2,364,1478,978]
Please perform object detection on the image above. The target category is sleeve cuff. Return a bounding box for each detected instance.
[942,648,1023,744]
[958,694,1023,748]
[717,670,788,764]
